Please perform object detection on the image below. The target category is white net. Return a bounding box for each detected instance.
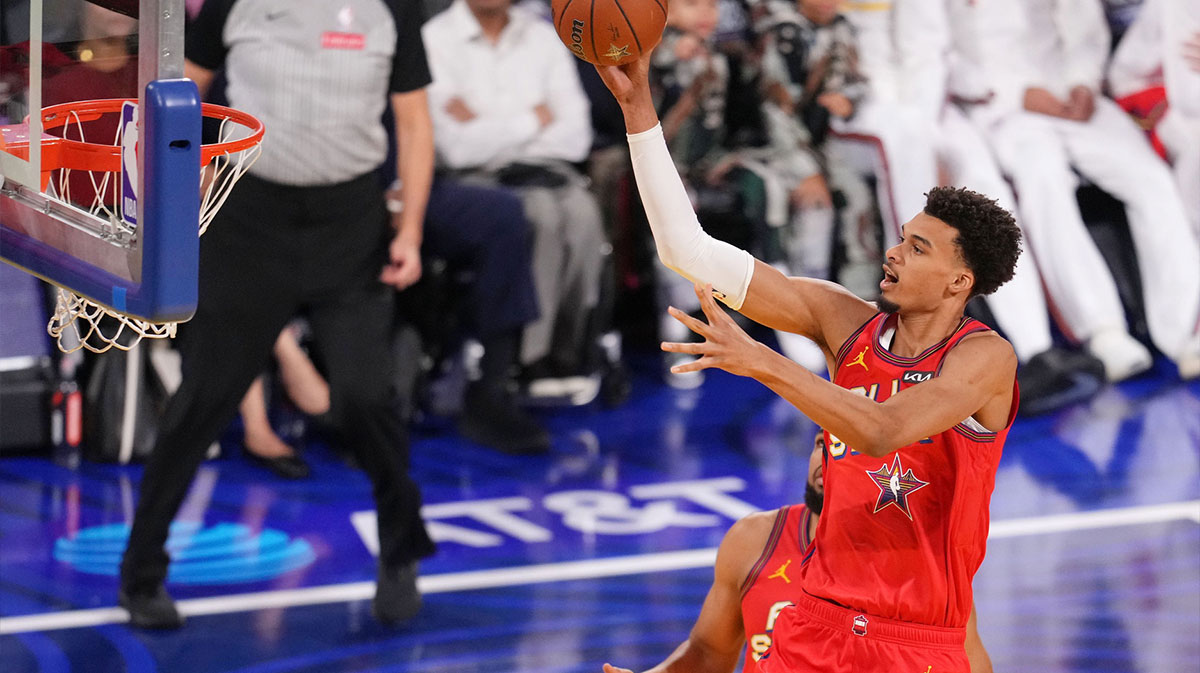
[46,104,262,353]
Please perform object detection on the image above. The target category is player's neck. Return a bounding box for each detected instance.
[890,307,966,358]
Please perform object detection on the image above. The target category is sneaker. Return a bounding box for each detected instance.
[372,561,421,625]
[119,585,184,629]
[1086,328,1153,382]
[459,383,551,454]
[1017,348,1104,416]
[527,374,601,406]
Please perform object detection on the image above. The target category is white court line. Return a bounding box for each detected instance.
[2,499,1197,635]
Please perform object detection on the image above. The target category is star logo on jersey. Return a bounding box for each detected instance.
[604,43,631,62]
[847,346,870,371]
[865,455,929,520]
[767,559,792,584]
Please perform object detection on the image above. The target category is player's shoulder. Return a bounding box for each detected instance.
[944,327,1017,380]
[715,509,783,585]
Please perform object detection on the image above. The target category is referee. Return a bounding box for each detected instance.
[118,0,437,628]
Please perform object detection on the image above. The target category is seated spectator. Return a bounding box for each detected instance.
[422,0,608,400]
[949,0,1200,381]
[417,177,550,451]
[863,0,1107,411]
[1108,0,1200,237]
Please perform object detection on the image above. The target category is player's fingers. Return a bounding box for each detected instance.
[668,355,710,374]
[666,305,709,336]
[660,340,706,355]
[694,283,728,324]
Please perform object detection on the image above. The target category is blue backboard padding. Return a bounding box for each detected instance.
[0,79,201,322]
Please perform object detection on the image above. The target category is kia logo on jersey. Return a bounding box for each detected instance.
[902,370,934,384]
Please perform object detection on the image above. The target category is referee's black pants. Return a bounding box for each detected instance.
[120,172,435,593]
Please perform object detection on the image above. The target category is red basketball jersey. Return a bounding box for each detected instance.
[800,312,1017,628]
[739,505,816,673]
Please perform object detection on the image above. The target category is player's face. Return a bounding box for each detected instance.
[668,0,720,39]
[798,0,839,25]
[808,435,824,495]
[879,213,974,313]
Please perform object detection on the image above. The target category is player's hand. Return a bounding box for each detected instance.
[817,92,854,119]
[380,232,422,290]
[1022,87,1071,119]
[445,97,477,122]
[594,50,654,108]
[602,665,634,673]
[1065,86,1095,122]
[661,283,772,378]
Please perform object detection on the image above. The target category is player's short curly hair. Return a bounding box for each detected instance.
[923,186,1022,297]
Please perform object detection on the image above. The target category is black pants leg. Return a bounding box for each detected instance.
[120,176,301,593]
[423,177,539,339]
[307,285,435,568]
[297,174,435,568]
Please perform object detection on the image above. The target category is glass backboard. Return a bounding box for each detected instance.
[0,0,202,323]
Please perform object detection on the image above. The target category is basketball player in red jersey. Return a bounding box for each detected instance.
[595,48,1021,672]
[601,434,992,673]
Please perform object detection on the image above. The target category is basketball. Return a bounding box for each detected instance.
[551,0,668,66]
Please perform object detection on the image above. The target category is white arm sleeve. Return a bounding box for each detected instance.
[627,124,756,310]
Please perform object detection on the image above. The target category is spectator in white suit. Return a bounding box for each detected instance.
[837,0,1105,409]
[1108,0,1200,237]
[949,0,1200,381]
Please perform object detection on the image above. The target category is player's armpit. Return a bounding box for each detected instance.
[737,260,877,357]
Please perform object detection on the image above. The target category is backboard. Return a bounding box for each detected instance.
[0,0,202,323]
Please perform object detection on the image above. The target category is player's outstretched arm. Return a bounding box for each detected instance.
[668,285,1017,456]
[594,54,876,355]
[602,512,773,673]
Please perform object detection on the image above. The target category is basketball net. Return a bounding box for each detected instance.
[43,101,263,353]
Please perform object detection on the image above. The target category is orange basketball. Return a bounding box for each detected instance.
[551,0,668,66]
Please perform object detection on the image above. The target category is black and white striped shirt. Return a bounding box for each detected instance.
[187,0,430,185]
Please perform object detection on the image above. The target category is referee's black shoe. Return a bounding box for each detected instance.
[373,561,422,625]
[459,382,551,454]
[119,584,184,629]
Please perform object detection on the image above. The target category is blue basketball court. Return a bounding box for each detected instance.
[2,360,1197,672]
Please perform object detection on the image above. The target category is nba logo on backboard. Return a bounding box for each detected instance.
[120,102,139,228]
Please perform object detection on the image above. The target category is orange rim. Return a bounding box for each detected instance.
[33,98,264,172]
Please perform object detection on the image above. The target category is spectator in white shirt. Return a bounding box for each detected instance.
[1108,0,1200,237]
[950,0,1200,382]
[423,0,608,386]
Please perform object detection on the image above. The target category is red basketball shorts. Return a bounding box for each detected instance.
[758,593,970,673]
